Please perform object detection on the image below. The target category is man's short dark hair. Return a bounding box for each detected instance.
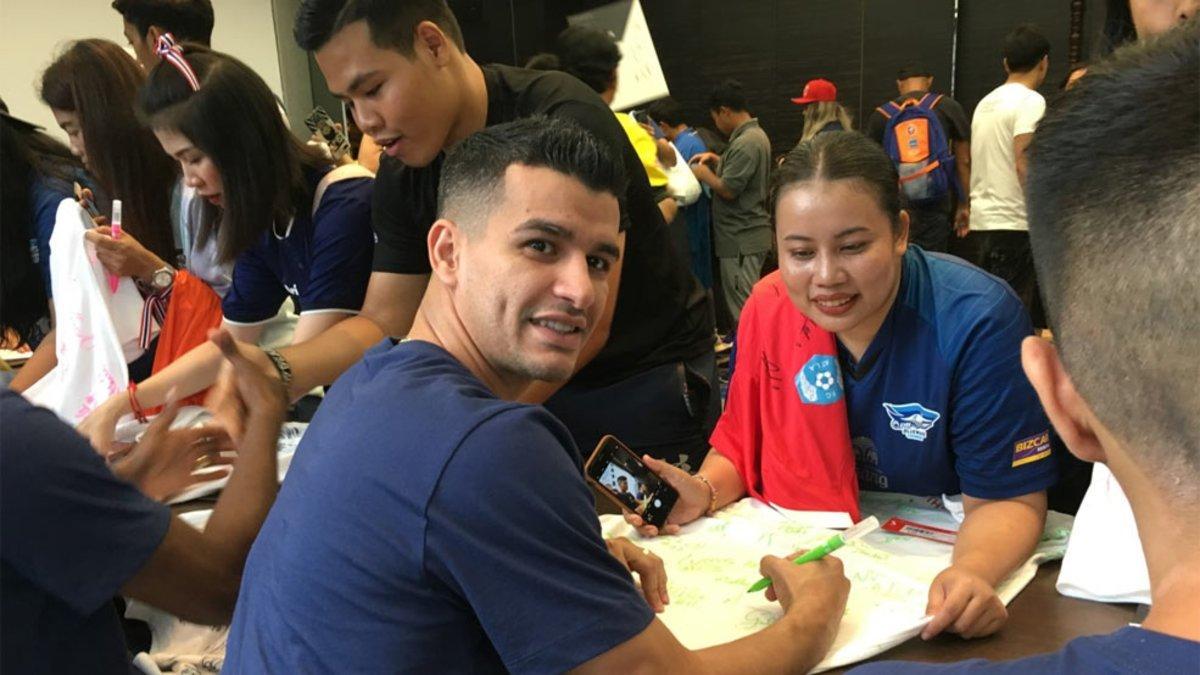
[1027,22,1199,485]
[294,0,464,55]
[112,0,214,45]
[646,97,686,127]
[1003,23,1051,72]
[709,79,748,112]
[553,25,621,95]
[438,117,627,229]
[896,62,932,80]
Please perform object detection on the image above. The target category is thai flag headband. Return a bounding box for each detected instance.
[154,33,201,92]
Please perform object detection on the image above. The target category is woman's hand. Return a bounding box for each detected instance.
[622,456,713,537]
[84,226,167,282]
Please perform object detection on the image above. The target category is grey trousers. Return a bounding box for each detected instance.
[718,252,767,324]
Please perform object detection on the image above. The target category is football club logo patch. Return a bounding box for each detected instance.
[1012,431,1052,467]
[882,402,941,442]
[795,354,843,405]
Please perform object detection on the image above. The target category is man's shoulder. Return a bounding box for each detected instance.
[485,63,606,120]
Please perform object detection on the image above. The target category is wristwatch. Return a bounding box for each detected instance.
[149,265,176,292]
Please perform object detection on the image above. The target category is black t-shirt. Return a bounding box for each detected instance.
[370,64,713,386]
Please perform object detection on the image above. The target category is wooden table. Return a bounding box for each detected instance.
[828,561,1138,672]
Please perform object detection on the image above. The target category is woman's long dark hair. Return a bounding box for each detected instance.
[0,121,77,343]
[39,39,178,264]
[138,44,329,264]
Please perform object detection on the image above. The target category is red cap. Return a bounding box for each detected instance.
[791,79,838,105]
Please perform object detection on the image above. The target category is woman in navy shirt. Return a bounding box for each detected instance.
[82,41,374,449]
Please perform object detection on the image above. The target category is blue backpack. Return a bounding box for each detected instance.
[878,94,963,205]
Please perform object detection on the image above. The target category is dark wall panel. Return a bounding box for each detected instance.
[861,0,956,123]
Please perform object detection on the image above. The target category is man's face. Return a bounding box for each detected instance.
[316,20,459,168]
[453,164,621,383]
[710,107,734,136]
[617,477,629,494]
[123,20,156,69]
[1130,0,1199,38]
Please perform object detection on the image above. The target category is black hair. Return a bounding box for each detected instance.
[294,0,464,55]
[709,79,748,112]
[1101,0,1138,56]
[646,97,687,127]
[40,39,178,265]
[438,116,626,226]
[111,0,214,45]
[523,52,560,71]
[772,131,904,232]
[0,121,71,344]
[896,63,933,80]
[138,44,329,264]
[1003,23,1051,73]
[1027,21,1200,477]
[552,25,621,95]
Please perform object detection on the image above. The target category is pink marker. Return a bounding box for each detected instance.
[107,199,122,292]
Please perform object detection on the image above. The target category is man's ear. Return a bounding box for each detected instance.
[415,20,453,65]
[426,218,461,287]
[1021,336,1108,463]
[146,24,162,46]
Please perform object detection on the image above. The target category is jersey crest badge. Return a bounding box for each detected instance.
[882,402,941,441]
[795,354,843,405]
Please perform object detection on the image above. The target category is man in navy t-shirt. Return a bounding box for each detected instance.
[0,331,284,673]
[225,118,853,673]
[853,23,1200,674]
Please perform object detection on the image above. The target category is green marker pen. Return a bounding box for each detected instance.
[747,516,880,593]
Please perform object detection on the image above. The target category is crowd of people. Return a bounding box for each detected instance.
[2,0,1197,673]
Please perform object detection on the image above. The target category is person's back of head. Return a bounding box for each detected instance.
[895,62,934,94]
[551,25,621,97]
[39,39,177,263]
[1027,22,1199,511]
[0,121,52,346]
[646,97,687,129]
[708,79,748,113]
[138,43,328,265]
[112,0,214,44]
[801,101,853,142]
[1003,23,1051,74]
[293,0,464,55]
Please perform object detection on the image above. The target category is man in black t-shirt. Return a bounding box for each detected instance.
[224,1,716,467]
[866,63,972,253]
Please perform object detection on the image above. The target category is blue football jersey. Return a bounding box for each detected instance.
[842,247,1057,499]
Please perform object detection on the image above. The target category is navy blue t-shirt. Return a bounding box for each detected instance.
[845,247,1057,498]
[850,626,1200,674]
[0,390,170,674]
[222,172,374,324]
[28,174,74,297]
[225,340,654,673]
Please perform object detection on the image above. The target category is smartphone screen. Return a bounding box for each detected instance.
[585,435,679,527]
[305,106,351,160]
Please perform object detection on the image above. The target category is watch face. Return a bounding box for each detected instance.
[154,268,175,289]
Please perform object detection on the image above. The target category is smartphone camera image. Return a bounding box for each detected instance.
[585,435,679,528]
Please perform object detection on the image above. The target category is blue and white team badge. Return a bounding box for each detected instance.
[882,402,941,441]
[795,355,843,406]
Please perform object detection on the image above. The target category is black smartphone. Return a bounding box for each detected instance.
[585,435,679,528]
[304,106,351,161]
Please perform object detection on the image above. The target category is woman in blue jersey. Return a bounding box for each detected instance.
[774,132,1056,640]
[633,131,1057,641]
[81,40,374,450]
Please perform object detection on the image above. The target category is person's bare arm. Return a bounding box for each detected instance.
[658,197,679,224]
[517,232,625,404]
[922,491,1046,639]
[120,331,285,625]
[9,330,56,392]
[356,135,382,174]
[1014,133,1035,188]
[691,160,735,201]
[573,554,849,674]
[277,271,428,395]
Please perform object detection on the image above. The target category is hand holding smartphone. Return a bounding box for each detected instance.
[585,435,679,528]
[305,106,351,161]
